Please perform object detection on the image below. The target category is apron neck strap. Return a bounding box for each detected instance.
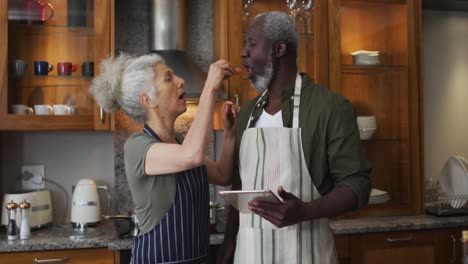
[143,123,163,142]
[245,74,302,129]
[292,73,302,128]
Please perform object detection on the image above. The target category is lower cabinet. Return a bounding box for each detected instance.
[345,228,463,264]
[0,248,116,264]
[206,228,464,263]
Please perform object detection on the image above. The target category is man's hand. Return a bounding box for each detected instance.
[248,186,310,228]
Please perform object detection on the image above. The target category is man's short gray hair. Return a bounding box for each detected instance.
[90,53,165,122]
[256,11,298,55]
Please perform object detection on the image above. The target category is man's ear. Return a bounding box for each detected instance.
[275,41,287,57]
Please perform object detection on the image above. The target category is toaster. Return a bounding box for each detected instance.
[1,190,53,230]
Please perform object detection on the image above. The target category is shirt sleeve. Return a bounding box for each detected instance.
[326,100,372,209]
[124,133,158,179]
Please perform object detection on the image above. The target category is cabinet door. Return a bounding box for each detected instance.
[436,228,462,264]
[0,248,115,263]
[0,0,114,131]
[214,0,328,107]
[350,230,437,264]
[329,0,423,217]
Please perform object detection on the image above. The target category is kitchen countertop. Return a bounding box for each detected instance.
[2,214,468,253]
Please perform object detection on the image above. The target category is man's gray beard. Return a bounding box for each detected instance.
[251,57,273,92]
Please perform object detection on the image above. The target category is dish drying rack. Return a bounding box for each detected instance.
[425,180,468,216]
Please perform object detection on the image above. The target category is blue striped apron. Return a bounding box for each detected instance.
[131,124,209,264]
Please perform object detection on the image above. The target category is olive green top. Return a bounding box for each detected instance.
[124,132,184,234]
[234,73,372,209]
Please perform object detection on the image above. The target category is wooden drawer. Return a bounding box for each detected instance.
[350,230,437,264]
[0,248,115,264]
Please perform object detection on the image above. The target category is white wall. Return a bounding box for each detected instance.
[1,131,115,225]
[423,10,468,181]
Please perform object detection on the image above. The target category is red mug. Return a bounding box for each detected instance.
[8,0,55,24]
[57,62,77,76]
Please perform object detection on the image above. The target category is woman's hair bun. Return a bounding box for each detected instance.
[90,53,135,112]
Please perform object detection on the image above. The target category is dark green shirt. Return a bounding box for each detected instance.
[234,73,372,209]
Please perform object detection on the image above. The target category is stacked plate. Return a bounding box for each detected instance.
[438,156,468,208]
[351,50,380,65]
[369,188,390,205]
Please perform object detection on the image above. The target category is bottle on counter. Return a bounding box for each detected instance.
[6,200,19,240]
[19,200,31,240]
[463,230,468,264]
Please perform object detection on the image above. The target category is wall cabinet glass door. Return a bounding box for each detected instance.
[0,0,114,130]
[329,0,423,217]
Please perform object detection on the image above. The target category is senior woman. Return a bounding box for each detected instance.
[90,53,239,264]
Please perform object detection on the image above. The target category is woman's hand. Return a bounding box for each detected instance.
[205,59,241,92]
[222,101,239,134]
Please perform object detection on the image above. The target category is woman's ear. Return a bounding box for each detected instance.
[140,93,152,107]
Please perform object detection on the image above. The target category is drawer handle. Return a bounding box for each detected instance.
[34,257,69,263]
[386,235,414,243]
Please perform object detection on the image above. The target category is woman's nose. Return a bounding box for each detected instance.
[176,76,185,88]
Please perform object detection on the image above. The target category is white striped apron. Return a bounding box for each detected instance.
[234,74,337,264]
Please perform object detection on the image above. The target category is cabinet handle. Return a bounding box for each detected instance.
[34,257,69,263]
[100,107,105,124]
[385,235,414,243]
[234,94,239,106]
[450,234,456,264]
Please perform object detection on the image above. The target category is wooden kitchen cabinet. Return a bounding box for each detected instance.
[214,0,424,218]
[0,0,114,131]
[329,0,423,218]
[349,228,462,264]
[0,248,117,263]
[213,0,329,129]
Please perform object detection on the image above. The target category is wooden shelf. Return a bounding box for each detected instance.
[342,64,407,70]
[10,77,91,88]
[9,22,94,36]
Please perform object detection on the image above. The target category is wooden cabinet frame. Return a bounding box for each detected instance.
[0,0,115,131]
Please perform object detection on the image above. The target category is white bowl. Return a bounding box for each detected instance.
[357,116,377,128]
[359,127,376,140]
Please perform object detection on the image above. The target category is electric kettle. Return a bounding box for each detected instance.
[71,179,110,228]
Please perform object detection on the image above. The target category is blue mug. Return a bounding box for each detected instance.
[34,61,54,76]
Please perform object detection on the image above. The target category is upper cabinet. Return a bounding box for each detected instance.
[0,0,114,131]
[214,0,329,107]
[329,0,423,218]
[214,0,423,218]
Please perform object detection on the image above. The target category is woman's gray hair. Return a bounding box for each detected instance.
[90,53,165,122]
[256,11,298,55]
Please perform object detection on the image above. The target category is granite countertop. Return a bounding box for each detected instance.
[0,221,117,253]
[2,215,468,253]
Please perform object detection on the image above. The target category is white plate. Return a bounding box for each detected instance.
[370,188,388,197]
[439,156,468,208]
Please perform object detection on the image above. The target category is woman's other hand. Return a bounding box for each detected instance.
[222,101,239,134]
[205,59,241,92]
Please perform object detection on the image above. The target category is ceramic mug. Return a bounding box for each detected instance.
[11,59,27,78]
[34,104,53,115]
[34,61,53,76]
[11,104,34,115]
[57,62,77,76]
[53,104,73,115]
[81,61,94,77]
